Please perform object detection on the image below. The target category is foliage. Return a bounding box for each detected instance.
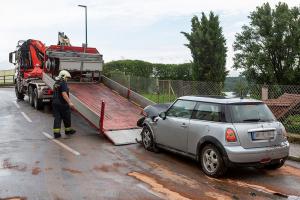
[233,79,249,97]
[153,63,192,80]
[181,12,228,83]
[104,60,193,80]
[284,115,300,134]
[104,60,153,78]
[224,76,247,92]
[233,2,300,85]
[142,93,177,103]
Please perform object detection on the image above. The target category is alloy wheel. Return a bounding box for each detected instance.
[202,148,219,173]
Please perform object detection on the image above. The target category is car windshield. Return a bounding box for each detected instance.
[229,103,275,123]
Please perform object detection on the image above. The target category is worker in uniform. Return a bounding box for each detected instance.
[52,70,76,138]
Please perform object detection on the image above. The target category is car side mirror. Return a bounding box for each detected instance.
[159,112,167,120]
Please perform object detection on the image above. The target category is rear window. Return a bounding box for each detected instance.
[229,103,276,123]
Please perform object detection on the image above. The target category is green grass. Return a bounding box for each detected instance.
[284,115,300,135]
[142,93,177,103]
[0,69,14,84]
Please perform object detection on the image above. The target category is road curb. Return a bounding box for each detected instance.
[288,155,300,162]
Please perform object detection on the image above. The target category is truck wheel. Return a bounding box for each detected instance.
[15,85,24,100]
[29,87,34,107]
[200,144,227,177]
[33,88,43,110]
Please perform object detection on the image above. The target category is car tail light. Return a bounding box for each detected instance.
[226,128,237,142]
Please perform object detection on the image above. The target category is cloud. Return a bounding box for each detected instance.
[1,0,299,74]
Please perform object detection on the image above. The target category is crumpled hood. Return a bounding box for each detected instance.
[144,103,171,118]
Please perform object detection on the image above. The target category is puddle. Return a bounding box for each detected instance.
[0,170,12,177]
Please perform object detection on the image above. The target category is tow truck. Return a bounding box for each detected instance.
[9,33,153,145]
[9,33,103,109]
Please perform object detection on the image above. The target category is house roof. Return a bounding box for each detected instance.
[264,93,300,119]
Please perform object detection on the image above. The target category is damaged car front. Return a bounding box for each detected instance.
[137,103,171,128]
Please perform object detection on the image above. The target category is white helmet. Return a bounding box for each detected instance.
[58,70,71,80]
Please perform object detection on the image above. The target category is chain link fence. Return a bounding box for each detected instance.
[107,72,300,134]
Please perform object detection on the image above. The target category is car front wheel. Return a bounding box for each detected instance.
[200,144,227,177]
[141,126,158,152]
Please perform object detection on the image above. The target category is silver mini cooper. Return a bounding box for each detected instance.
[138,96,289,177]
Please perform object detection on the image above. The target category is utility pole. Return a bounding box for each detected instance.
[78,5,87,47]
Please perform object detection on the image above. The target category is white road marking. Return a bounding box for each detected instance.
[21,112,32,123]
[13,101,20,109]
[42,132,81,156]
[137,184,165,199]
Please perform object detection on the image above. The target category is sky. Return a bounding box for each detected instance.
[0,0,298,76]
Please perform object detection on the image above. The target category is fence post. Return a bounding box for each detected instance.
[156,78,160,103]
[261,85,268,100]
[168,80,171,102]
[3,75,5,85]
[127,75,131,99]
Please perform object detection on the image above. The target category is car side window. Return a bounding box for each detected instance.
[193,102,222,122]
[167,100,196,119]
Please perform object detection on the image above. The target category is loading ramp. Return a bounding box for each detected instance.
[43,73,154,145]
[69,83,143,145]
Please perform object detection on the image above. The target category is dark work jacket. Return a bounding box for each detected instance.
[52,80,69,105]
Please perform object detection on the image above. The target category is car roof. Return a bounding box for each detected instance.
[178,96,263,104]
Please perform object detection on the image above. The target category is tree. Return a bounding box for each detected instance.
[181,12,228,83]
[233,2,300,85]
[153,63,193,80]
[104,60,153,77]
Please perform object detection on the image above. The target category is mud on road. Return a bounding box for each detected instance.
[0,87,300,200]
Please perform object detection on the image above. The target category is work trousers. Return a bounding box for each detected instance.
[52,102,72,133]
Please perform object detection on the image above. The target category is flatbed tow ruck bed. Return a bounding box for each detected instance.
[69,82,144,145]
[43,73,153,145]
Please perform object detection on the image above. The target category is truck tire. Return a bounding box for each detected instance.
[15,85,24,100]
[33,88,43,110]
[29,86,34,107]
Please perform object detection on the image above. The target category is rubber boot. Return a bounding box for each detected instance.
[65,129,76,135]
[54,132,61,139]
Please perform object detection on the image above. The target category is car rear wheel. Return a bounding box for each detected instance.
[200,144,227,177]
[141,126,158,152]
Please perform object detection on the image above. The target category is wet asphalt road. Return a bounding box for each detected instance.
[1,87,300,200]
